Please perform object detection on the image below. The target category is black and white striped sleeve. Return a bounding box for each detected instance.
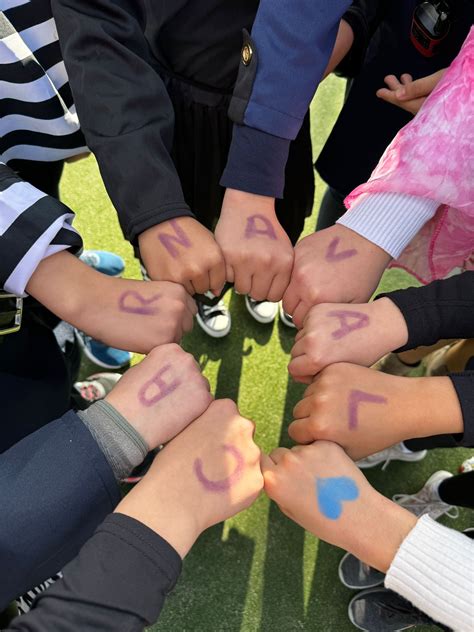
[0,162,82,297]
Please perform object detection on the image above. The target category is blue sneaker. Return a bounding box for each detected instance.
[79,250,125,277]
[74,329,131,369]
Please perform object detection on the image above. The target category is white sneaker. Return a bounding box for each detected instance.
[245,296,278,324]
[196,299,231,338]
[279,302,296,328]
[357,442,427,471]
[393,470,459,520]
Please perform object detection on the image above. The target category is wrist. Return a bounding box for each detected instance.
[373,297,409,351]
[411,376,464,438]
[223,189,275,216]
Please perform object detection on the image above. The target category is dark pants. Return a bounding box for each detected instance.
[0,160,81,453]
[438,471,474,510]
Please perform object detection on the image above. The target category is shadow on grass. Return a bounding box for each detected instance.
[259,372,307,631]
[152,526,255,631]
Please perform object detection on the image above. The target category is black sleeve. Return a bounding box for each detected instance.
[51,0,194,244]
[336,0,389,77]
[7,514,182,632]
[377,272,474,352]
[449,372,474,448]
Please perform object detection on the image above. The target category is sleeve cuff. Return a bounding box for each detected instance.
[338,192,439,258]
[449,372,474,447]
[220,125,290,198]
[385,515,474,632]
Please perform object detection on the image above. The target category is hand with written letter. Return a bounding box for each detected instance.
[139,217,226,297]
[215,189,294,301]
[26,251,197,354]
[376,69,446,115]
[288,363,463,461]
[106,344,213,450]
[288,298,408,383]
[116,399,263,557]
[282,225,392,328]
[262,441,417,573]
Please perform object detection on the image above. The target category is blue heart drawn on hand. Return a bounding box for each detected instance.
[316,477,360,520]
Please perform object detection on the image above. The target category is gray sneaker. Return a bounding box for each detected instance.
[357,443,427,471]
[371,353,420,376]
[393,470,459,520]
[348,587,448,631]
[338,552,385,590]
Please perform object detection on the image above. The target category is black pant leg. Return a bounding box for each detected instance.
[8,159,64,198]
[315,186,348,231]
[438,471,474,510]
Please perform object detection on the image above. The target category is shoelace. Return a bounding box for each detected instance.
[393,493,460,519]
[202,303,227,318]
[374,597,430,623]
[80,252,99,267]
[80,383,101,402]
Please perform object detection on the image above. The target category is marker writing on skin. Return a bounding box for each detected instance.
[327,309,370,340]
[158,219,192,258]
[118,291,161,316]
[244,214,277,240]
[138,364,180,407]
[194,444,244,492]
[316,476,359,520]
[348,389,388,431]
[325,237,357,262]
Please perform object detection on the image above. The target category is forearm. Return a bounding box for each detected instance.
[0,164,82,296]
[379,273,474,351]
[385,516,474,632]
[337,192,439,259]
[221,0,351,198]
[7,515,182,632]
[323,20,355,79]
[0,411,120,607]
[52,0,193,243]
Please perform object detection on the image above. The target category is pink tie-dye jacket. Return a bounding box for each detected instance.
[345,27,474,284]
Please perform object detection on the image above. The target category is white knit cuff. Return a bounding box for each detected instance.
[337,192,439,259]
[385,515,474,632]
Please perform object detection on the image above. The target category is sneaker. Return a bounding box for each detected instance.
[279,302,296,328]
[459,455,474,473]
[196,299,231,338]
[393,470,459,520]
[16,573,63,615]
[371,353,420,376]
[245,296,278,324]
[73,372,122,404]
[75,330,132,369]
[338,552,385,590]
[357,443,427,471]
[79,250,125,277]
[348,587,443,631]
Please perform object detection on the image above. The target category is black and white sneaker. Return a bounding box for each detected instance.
[196,299,231,338]
[338,552,385,590]
[348,587,448,631]
[279,302,296,328]
[15,573,63,615]
[245,296,278,324]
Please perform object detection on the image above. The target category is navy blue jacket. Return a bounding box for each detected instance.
[0,411,120,608]
[221,0,352,198]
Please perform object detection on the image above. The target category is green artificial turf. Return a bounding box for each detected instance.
[60,75,472,632]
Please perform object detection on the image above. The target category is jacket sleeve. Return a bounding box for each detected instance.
[0,411,120,608]
[378,272,474,351]
[0,163,82,297]
[220,0,352,198]
[51,0,194,244]
[7,514,182,632]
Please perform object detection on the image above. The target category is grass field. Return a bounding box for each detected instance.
[60,75,471,632]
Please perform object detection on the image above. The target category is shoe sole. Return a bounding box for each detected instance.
[278,305,296,329]
[245,297,278,324]
[74,330,131,370]
[358,450,427,469]
[195,313,231,338]
[338,554,385,590]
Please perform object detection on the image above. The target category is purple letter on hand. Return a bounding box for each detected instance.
[348,389,387,431]
[158,220,191,258]
[244,214,277,240]
[325,237,357,263]
[328,309,370,340]
[194,444,244,492]
[118,291,161,316]
[138,364,180,407]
